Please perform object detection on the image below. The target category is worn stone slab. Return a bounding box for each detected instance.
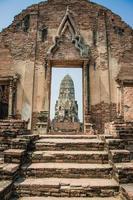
[31,150,108,164]
[35,138,104,151]
[17,178,119,197]
[4,149,26,156]
[25,163,112,179]
[121,184,133,200]
[109,150,130,163]
[4,149,26,164]
[18,134,39,140]
[37,138,103,143]
[19,197,122,200]
[105,139,125,150]
[0,180,13,200]
[114,162,133,184]
[48,132,85,135]
[0,157,4,164]
[41,135,97,139]
[0,163,19,180]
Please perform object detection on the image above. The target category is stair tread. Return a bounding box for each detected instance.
[0,180,12,192]
[28,163,112,169]
[4,149,25,154]
[115,162,133,169]
[37,138,103,144]
[0,163,19,172]
[121,183,133,197]
[19,197,121,200]
[18,178,118,187]
[110,150,130,153]
[106,139,123,142]
[41,135,97,138]
[33,150,108,155]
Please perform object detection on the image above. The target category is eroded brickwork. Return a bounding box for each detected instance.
[0,0,132,130]
[124,85,133,121]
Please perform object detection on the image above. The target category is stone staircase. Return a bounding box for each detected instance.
[16,134,120,199]
[0,120,133,199]
[103,122,133,199]
[0,120,38,200]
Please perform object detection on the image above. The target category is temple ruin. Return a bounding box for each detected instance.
[0,0,133,199]
[52,74,80,132]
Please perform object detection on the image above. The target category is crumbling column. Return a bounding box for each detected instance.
[83,61,89,115]
[117,85,121,115]
[8,79,13,118]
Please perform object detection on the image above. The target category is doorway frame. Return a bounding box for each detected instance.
[46,59,90,131]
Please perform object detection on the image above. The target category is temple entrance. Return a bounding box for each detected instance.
[50,67,83,132]
[0,85,9,119]
[0,75,18,120]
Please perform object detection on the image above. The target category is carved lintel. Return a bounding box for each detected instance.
[47,7,90,58]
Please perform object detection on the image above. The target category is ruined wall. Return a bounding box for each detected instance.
[124,85,133,121]
[0,0,132,129]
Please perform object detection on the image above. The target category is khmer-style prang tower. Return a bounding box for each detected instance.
[53,74,80,131]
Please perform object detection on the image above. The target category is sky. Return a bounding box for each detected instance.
[0,0,132,121]
[0,0,133,31]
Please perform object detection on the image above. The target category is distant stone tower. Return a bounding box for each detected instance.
[54,74,79,123]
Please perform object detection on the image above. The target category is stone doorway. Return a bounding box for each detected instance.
[0,85,9,119]
[46,60,90,133]
[0,75,19,120]
[50,67,83,132]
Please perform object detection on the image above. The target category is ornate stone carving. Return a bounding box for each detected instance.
[52,75,81,132]
[54,74,79,123]
[37,111,49,122]
[35,111,49,135]
[47,7,90,58]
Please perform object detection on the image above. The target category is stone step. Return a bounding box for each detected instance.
[0,120,27,129]
[0,138,30,150]
[0,163,19,180]
[19,197,122,200]
[121,184,133,200]
[4,149,26,164]
[31,150,108,164]
[119,133,133,140]
[109,150,131,163]
[11,138,30,149]
[35,138,104,151]
[99,135,117,141]
[0,180,13,200]
[16,178,119,197]
[48,132,84,135]
[18,134,39,140]
[40,135,97,139]
[24,163,112,178]
[105,139,125,150]
[113,162,133,184]
[0,157,4,164]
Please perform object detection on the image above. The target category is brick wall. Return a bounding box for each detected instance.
[0,0,132,130]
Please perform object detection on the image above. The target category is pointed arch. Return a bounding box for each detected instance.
[57,7,79,38]
[47,7,90,58]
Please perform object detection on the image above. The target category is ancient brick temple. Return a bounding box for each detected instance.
[0,0,132,132]
[0,0,133,199]
[52,74,80,132]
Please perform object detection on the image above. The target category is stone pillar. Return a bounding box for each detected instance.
[83,61,89,115]
[83,60,93,134]
[8,79,13,118]
[117,85,121,115]
[121,82,124,118]
[47,60,52,130]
